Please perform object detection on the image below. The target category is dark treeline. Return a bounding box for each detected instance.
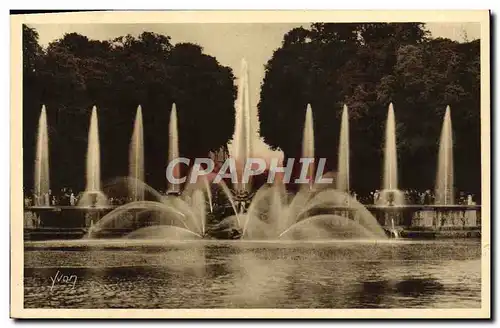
[23,24,481,197]
[258,23,481,196]
[23,25,237,192]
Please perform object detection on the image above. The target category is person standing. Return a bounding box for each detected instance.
[70,193,76,206]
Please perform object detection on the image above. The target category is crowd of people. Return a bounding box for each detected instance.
[353,189,478,206]
[23,186,478,208]
[23,188,141,207]
[24,188,78,207]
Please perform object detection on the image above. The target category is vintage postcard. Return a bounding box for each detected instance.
[10,10,490,319]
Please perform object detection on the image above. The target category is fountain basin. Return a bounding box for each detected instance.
[23,204,481,241]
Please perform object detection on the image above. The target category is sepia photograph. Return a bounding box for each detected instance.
[10,10,490,318]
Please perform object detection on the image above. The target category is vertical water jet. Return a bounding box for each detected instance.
[383,103,398,191]
[167,103,181,195]
[129,105,144,201]
[302,104,315,189]
[79,106,108,207]
[86,106,101,192]
[233,58,253,194]
[34,105,50,206]
[337,104,350,193]
[435,105,454,205]
[379,103,404,206]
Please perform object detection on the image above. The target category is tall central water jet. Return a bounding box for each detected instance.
[383,103,398,191]
[337,104,349,193]
[167,103,181,195]
[435,105,454,205]
[79,106,108,207]
[233,58,253,194]
[129,105,144,201]
[380,103,403,206]
[87,106,101,192]
[301,104,315,188]
[34,105,50,206]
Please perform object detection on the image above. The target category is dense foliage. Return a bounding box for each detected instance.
[23,25,237,192]
[258,23,481,196]
[22,24,481,197]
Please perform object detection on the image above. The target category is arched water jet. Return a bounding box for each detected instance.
[191,189,207,236]
[86,201,190,238]
[278,215,381,240]
[125,225,202,240]
[202,177,214,213]
[103,177,164,203]
[241,184,387,240]
[217,180,241,226]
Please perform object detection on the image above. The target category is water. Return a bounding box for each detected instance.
[86,106,101,192]
[232,58,253,193]
[239,186,386,240]
[167,104,180,194]
[337,104,349,193]
[129,105,144,201]
[383,103,398,191]
[380,103,404,206]
[301,104,315,185]
[435,106,454,205]
[79,106,107,206]
[23,239,481,308]
[34,105,50,205]
[88,180,213,239]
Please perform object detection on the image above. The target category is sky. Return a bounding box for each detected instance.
[31,22,480,161]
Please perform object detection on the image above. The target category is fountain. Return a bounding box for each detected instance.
[435,105,454,205]
[87,103,213,239]
[301,104,315,189]
[129,105,144,201]
[25,55,481,244]
[379,103,404,206]
[166,103,181,195]
[233,59,253,195]
[337,104,349,194]
[34,105,50,207]
[215,103,388,241]
[233,182,387,240]
[78,106,108,207]
[87,176,214,239]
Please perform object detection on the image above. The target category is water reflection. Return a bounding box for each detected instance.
[24,240,481,308]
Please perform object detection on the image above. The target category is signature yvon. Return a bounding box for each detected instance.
[50,270,77,291]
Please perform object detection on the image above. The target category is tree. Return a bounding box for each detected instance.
[258,23,480,196]
[22,25,44,190]
[23,29,237,192]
